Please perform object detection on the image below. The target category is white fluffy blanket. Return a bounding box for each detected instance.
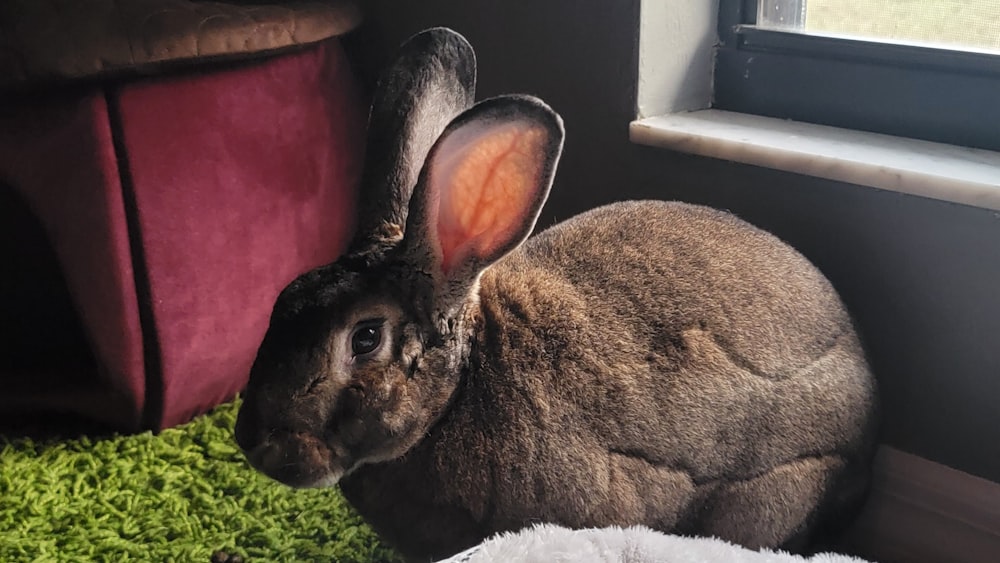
[435,524,872,563]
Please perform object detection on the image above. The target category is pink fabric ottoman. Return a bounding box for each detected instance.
[0,1,366,431]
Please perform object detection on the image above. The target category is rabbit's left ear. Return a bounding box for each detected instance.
[349,27,476,256]
[403,95,564,290]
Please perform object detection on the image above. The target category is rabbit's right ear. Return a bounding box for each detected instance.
[348,28,477,256]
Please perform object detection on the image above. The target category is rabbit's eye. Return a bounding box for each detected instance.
[350,322,383,357]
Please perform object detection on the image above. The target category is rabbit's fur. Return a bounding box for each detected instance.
[235,28,878,562]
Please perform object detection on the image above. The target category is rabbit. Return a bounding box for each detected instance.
[235,27,879,562]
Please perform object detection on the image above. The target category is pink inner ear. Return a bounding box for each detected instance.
[431,120,548,275]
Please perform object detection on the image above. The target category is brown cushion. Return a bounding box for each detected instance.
[0,0,361,88]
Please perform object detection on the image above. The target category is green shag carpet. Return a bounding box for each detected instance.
[0,400,399,562]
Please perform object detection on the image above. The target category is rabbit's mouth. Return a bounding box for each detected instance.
[240,430,347,489]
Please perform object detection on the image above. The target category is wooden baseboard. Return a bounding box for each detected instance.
[839,446,1000,563]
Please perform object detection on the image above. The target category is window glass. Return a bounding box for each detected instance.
[758,0,1000,54]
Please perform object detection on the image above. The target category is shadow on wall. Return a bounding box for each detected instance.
[356,0,643,226]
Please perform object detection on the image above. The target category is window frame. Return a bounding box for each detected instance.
[713,0,1000,152]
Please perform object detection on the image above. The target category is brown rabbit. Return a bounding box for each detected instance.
[235,28,878,562]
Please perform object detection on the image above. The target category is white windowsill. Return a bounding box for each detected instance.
[630,110,1000,212]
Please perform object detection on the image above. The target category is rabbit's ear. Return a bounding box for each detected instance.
[403,95,564,291]
[349,27,476,255]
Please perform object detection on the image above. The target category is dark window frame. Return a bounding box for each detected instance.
[713,0,1000,152]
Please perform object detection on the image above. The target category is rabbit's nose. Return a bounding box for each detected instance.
[243,439,282,474]
[241,429,342,488]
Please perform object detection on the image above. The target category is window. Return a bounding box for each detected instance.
[714,1,1000,152]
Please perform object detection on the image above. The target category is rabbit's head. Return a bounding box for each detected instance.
[235,28,564,487]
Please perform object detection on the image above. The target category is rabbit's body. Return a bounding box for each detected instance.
[339,200,875,558]
[236,29,877,562]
